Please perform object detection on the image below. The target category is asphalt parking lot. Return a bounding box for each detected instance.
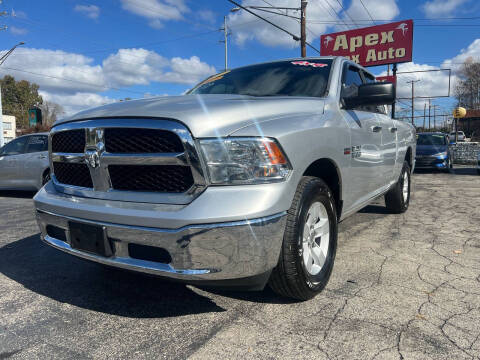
[1,167,479,360]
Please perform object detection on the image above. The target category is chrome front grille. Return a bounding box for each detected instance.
[53,162,93,188]
[51,129,85,153]
[104,128,184,153]
[108,165,194,192]
[49,119,206,204]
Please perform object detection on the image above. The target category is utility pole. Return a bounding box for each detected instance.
[0,42,25,147]
[300,1,307,58]
[431,105,440,130]
[423,102,426,129]
[406,80,420,125]
[221,16,228,71]
[428,99,431,130]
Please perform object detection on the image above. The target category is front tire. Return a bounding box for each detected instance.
[385,161,411,213]
[269,176,337,301]
[42,170,51,186]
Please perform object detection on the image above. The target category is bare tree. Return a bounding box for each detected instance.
[455,57,480,110]
[39,101,65,125]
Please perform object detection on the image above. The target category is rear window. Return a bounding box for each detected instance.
[26,135,48,153]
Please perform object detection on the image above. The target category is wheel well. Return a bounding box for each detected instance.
[42,168,50,178]
[405,147,413,168]
[303,159,342,218]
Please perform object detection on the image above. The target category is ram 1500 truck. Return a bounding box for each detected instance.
[34,57,416,300]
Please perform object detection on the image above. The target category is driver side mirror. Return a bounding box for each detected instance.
[344,82,395,110]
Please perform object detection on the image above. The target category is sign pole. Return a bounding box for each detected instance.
[391,63,397,119]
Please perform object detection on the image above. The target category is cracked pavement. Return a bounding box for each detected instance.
[1,167,479,359]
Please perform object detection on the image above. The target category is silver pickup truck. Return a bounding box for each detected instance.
[34,57,416,300]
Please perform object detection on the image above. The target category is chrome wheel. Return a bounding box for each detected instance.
[402,171,409,203]
[302,202,330,275]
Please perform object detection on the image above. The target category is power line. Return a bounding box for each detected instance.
[333,0,359,27]
[309,15,480,22]
[0,66,146,95]
[358,0,376,25]
[308,19,480,26]
[321,0,351,30]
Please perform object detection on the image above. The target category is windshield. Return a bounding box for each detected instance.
[417,134,447,146]
[189,60,333,98]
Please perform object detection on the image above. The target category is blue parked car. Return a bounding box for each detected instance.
[415,132,452,171]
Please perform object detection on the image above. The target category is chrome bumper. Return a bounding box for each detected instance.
[36,210,286,281]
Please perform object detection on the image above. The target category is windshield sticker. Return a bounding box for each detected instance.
[291,61,328,68]
[197,71,230,87]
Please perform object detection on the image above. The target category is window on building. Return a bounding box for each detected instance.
[3,122,12,130]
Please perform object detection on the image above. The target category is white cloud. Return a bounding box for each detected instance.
[0,47,215,115]
[11,9,27,19]
[103,49,215,87]
[103,48,168,87]
[442,38,480,72]
[228,0,399,48]
[9,26,28,35]
[390,63,451,100]
[162,56,216,84]
[40,91,115,115]
[422,0,470,18]
[375,41,480,114]
[197,10,216,24]
[120,0,189,28]
[74,4,100,19]
[344,0,399,23]
[2,48,106,94]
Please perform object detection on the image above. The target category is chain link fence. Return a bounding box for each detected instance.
[450,142,480,165]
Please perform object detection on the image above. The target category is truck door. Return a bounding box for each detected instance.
[363,72,397,186]
[340,64,383,209]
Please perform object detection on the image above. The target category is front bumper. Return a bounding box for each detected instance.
[36,208,286,282]
[415,156,449,169]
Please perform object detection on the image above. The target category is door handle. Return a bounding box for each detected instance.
[371,126,382,133]
[390,127,398,133]
[38,155,47,159]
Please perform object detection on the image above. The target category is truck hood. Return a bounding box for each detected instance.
[55,94,325,137]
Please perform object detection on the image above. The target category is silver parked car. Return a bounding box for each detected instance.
[34,57,416,300]
[0,133,50,191]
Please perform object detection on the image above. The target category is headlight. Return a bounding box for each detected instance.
[434,152,448,158]
[199,137,292,185]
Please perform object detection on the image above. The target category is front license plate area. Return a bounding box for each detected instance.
[69,222,112,257]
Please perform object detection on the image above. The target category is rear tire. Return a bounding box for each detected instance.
[269,176,337,301]
[385,161,411,214]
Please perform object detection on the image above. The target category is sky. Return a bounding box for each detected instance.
[1,0,480,127]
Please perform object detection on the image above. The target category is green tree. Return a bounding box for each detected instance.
[1,75,43,128]
[455,58,480,110]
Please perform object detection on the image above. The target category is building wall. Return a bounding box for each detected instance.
[2,114,17,143]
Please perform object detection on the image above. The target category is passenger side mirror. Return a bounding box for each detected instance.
[344,82,395,110]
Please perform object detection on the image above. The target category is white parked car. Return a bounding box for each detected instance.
[0,133,50,191]
[449,131,466,142]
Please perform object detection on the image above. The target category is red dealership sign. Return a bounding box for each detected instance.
[320,20,413,67]
[376,75,397,85]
